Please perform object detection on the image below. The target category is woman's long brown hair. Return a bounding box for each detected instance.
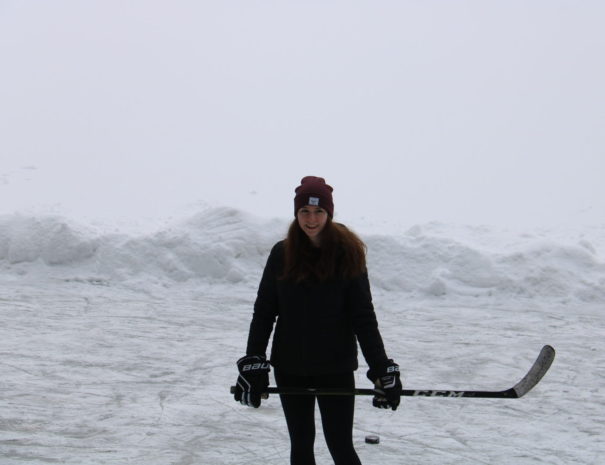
[282,217,367,282]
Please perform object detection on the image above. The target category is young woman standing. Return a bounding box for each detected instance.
[234,176,402,465]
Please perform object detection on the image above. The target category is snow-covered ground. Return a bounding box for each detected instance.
[1,208,604,464]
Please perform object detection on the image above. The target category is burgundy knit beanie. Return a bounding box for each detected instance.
[294,176,334,218]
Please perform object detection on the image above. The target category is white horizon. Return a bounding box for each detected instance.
[1,1,603,231]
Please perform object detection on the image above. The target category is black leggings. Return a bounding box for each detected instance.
[275,370,362,465]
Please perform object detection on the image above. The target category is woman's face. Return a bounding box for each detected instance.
[297,206,328,245]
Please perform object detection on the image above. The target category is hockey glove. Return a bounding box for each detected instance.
[234,355,270,408]
[367,359,402,411]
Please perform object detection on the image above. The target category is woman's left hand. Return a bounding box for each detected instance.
[367,360,402,410]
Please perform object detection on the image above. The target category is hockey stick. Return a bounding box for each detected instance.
[230,345,555,399]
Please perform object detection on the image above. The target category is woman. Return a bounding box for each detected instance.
[234,176,402,465]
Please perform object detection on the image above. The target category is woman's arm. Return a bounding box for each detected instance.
[346,272,390,370]
[245,242,282,356]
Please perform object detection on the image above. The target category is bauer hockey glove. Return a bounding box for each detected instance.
[234,355,270,408]
[367,359,402,411]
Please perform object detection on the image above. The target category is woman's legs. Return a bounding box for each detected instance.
[275,370,362,465]
[317,373,362,465]
[275,371,317,465]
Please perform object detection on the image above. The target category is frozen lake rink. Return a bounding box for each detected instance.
[1,210,603,464]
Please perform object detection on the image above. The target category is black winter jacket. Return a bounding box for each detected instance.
[246,241,389,376]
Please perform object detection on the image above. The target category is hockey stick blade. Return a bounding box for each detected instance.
[507,344,555,398]
[229,345,555,399]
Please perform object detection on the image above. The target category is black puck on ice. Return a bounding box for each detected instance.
[365,435,380,444]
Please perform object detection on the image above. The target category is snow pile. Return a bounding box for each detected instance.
[0,208,282,284]
[1,208,604,303]
[365,225,605,302]
[0,214,97,265]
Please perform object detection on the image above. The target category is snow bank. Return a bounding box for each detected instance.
[1,209,603,302]
[0,208,283,284]
[0,214,97,265]
[365,226,605,302]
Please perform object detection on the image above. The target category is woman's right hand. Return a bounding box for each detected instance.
[233,355,270,408]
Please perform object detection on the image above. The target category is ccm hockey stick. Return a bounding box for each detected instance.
[230,345,555,399]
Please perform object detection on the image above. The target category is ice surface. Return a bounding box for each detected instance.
[1,208,604,464]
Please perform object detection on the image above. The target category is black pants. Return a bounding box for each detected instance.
[275,370,362,465]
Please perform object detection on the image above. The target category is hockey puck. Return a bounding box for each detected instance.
[365,435,380,444]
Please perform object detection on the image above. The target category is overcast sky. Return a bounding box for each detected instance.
[1,1,603,232]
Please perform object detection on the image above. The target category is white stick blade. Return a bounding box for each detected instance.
[512,345,556,398]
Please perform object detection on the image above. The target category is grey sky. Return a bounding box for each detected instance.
[1,1,603,231]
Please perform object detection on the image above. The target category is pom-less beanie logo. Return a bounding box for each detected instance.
[308,197,320,206]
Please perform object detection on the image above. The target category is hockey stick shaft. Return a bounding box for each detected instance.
[230,386,513,398]
[230,345,555,399]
